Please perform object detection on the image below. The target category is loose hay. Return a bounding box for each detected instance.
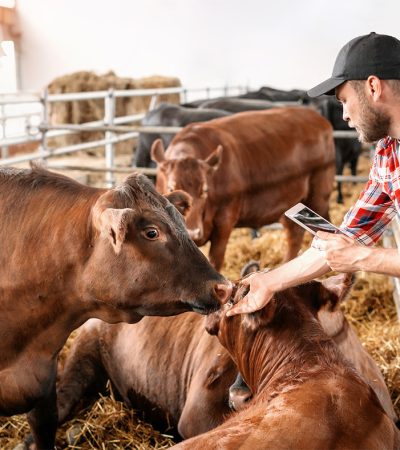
[1,151,400,449]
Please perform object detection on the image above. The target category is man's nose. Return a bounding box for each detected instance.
[342,105,350,122]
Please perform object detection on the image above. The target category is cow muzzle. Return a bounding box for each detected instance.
[187,227,203,241]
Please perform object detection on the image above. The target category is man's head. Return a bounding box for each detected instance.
[308,33,400,143]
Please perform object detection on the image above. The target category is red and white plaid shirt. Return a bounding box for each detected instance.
[340,136,400,245]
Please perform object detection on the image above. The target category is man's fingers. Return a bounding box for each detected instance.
[226,293,265,316]
[316,231,338,240]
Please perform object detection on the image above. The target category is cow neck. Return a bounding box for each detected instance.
[236,312,340,400]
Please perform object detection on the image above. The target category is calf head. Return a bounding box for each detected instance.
[206,273,353,391]
[151,138,223,245]
[83,172,231,322]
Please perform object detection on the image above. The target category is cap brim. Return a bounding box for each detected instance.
[307,77,345,98]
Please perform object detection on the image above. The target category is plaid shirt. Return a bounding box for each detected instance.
[340,136,400,245]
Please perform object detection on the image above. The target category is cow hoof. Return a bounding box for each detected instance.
[66,424,83,445]
[250,228,261,239]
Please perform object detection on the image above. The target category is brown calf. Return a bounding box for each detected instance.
[152,107,335,270]
[0,166,230,450]
[173,275,400,449]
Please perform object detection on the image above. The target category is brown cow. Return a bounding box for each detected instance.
[173,276,400,450]
[55,276,396,444]
[0,166,231,450]
[151,107,335,270]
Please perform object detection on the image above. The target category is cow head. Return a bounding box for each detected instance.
[82,172,231,323]
[151,138,222,245]
[206,273,353,391]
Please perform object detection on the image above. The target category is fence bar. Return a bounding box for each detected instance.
[0,132,138,166]
[39,88,49,161]
[0,94,40,105]
[335,175,368,183]
[47,164,157,176]
[104,89,116,187]
[333,130,359,138]
[40,123,183,134]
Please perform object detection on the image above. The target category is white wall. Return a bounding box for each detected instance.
[16,0,400,93]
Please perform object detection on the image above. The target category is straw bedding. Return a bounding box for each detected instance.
[1,151,399,449]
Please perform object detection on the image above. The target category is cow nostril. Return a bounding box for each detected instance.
[214,281,233,304]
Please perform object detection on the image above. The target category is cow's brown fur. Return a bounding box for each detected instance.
[0,166,231,450]
[173,276,400,449]
[152,107,335,270]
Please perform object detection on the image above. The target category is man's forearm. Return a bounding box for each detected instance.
[265,247,331,292]
[356,246,400,276]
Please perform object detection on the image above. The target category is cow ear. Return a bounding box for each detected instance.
[315,273,354,311]
[242,299,277,332]
[150,139,166,164]
[205,145,223,170]
[94,207,135,254]
[165,190,192,217]
[205,310,221,336]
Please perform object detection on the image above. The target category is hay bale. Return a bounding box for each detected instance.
[46,71,181,156]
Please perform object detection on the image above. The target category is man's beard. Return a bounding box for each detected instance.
[356,93,391,144]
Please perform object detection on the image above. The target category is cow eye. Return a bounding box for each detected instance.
[143,227,159,240]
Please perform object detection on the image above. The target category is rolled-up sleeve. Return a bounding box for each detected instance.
[339,149,397,245]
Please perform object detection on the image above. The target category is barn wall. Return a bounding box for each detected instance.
[16,0,400,93]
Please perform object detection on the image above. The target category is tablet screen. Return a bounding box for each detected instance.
[293,207,337,233]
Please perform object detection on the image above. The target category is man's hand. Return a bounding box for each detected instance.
[226,271,274,316]
[315,231,370,272]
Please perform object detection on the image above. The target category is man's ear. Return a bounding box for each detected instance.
[93,205,135,254]
[366,75,383,102]
[150,138,166,164]
[205,145,223,170]
[241,299,277,332]
[165,189,192,217]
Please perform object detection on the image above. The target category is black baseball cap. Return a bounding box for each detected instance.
[307,32,400,97]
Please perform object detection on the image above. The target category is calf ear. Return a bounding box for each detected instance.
[150,139,166,164]
[316,273,354,311]
[165,190,192,217]
[205,145,223,170]
[242,299,277,332]
[94,207,135,254]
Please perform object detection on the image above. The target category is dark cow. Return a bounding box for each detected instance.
[312,96,362,203]
[151,107,335,270]
[133,103,230,172]
[55,274,396,444]
[173,275,400,449]
[0,166,231,450]
[197,98,277,113]
[238,85,308,103]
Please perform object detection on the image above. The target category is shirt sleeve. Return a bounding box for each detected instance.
[339,149,396,245]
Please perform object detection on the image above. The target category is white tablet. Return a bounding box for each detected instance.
[284,203,341,236]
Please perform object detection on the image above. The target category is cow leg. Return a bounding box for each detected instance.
[26,379,58,450]
[280,215,305,262]
[208,220,236,271]
[336,152,344,204]
[57,325,106,424]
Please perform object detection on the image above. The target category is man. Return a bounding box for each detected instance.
[228,32,400,316]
